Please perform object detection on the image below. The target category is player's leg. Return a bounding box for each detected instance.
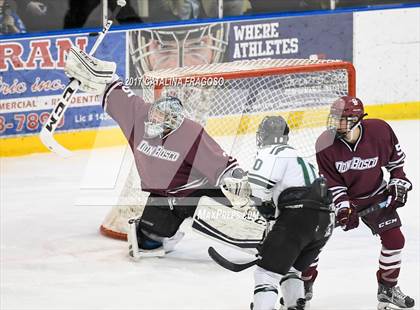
[377,227,414,309]
[291,207,333,302]
[294,237,329,303]
[279,268,306,310]
[254,216,305,310]
[301,258,318,301]
[253,266,306,310]
[252,266,281,310]
[362,208,415,309]
[128,194,191,259]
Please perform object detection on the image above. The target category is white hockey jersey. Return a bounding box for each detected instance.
[248,144,318,206]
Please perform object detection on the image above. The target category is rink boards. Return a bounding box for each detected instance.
[1,101,419,157]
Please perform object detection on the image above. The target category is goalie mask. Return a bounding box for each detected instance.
[256,116,290,148]
[144,96,185,139]
[129,23,229,76]
[327,96,367,138]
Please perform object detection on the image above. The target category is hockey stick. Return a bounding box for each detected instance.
[39,2,123,157]
[357,200,388,216]
[334,200,388,227]
[209,200,389,273]
[208,247,259,272]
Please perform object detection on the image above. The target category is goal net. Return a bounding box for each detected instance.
[100,58,355,240]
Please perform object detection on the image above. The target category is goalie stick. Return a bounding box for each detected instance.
[209,201,389,272]
[39,1,123,157]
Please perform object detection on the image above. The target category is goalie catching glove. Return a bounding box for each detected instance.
[64,46,116,94]
[220,168,251,200]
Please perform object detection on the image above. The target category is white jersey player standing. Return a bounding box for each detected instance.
[248,116,334,310]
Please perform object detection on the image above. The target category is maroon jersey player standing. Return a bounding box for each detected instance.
[64,46,247,259]
[304,96,415,309]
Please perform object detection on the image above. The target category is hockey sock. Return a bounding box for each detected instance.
[377,247,402,287]
[279,268,305,308]
[301,258,318,283]
[378,228,404,287]
[253,266,281,310]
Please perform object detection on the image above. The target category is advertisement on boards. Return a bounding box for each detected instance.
[227,13,353,61]
[0,31,125,137]
[126,13,353,79]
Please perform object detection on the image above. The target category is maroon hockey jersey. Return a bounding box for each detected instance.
[315,119,410,208]
[102,80,238,197]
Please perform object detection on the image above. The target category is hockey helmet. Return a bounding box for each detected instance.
[327,96,367,137]
[129,23,229,76]
[144,96,185,139]
[256,116,290,148]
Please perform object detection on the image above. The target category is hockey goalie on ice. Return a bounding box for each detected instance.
[65,45,255,259]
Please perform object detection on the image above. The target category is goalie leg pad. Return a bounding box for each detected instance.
[192,196,266,254]
[162,230,185,253]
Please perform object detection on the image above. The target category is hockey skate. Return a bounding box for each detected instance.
[127,218,185,260]
[377,283,415,309]
[127,218,165,260]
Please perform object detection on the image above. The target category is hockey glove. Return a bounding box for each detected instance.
[386,178,412,210]
[64,46,116,94]
[255,200,276,221]
[336,202,359,231]
[220,168,251,199]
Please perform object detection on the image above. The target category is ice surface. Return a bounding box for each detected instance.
[1,120,419,310]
